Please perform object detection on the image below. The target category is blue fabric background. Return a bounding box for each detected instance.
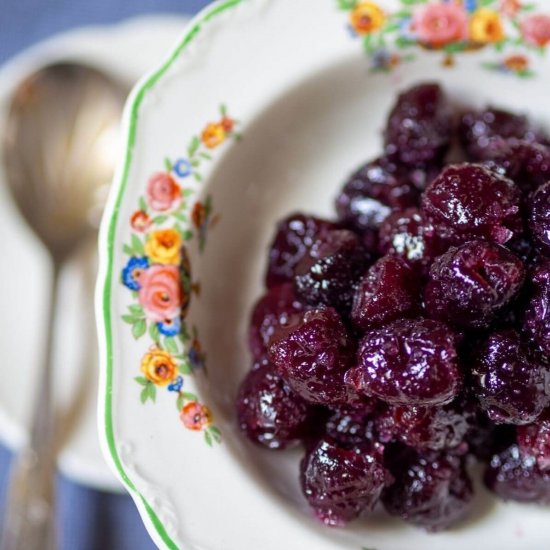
[0,1,210,548]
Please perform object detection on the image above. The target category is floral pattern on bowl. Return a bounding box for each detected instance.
[339,0,550,76]
[119,105,239,447]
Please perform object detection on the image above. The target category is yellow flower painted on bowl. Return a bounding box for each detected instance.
[350,2,385,35]
[469,9,504,44]
[201,122,226,149]
[141,348,178,386]
[145,229,181,265]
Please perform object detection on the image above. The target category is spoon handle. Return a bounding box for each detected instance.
[0,264,60,550]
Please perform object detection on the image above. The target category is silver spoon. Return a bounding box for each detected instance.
[0,62,126,550]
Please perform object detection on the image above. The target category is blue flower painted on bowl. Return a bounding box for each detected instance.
[399,17,416,40]
[463,0,477,14]
[174,158,192,178]
[158,316,181,337]
[168,376,184,393]
[121,257,150,290]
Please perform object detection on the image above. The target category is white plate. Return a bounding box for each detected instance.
[0,14,189,492]
[97,0,550,546]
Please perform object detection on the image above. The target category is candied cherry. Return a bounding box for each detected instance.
[471,329,550,425]
[335,157,419,245]
[523,259,550,356]
[375,399,474,452]
[528,180,550,256]
[382,447,473,531]
[514,141,550,194]
[249,283,304,360]
[268,307,356,406]
[266,213,337,288]
[517,413,550,472]
[466,412,516,462]
[351,255,420,331]
[347,318,462,407]
[237,359,316,449]
[425,240,525,330]
[422,164,521,245]
[325,405,380,449]
[294,229,371,314]
[485,444,550,504]
[476,139,550,195]
[384,83,453,167]
[378,207,450,275]
[459,107,547,160]
[506,233,536,264]
[300,437,388,526]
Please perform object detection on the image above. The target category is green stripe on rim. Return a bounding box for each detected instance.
[100,1,245,548]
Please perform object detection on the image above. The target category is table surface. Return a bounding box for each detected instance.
[0,1,210,549]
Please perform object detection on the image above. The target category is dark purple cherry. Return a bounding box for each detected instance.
[375,399,474,452]
[351,256,421,331]
[383,447,473,531]
[347,318,462,406]
[459,107,548,160]
[475,139,550,195]
[528,180,550,256]
[513,141,550,194]
[485,444,550,504]
[325,406,379,449]
[249,283,304,360]
[294,229,371,314]
[422,164,521,245]
[236,359,316,449]
[384,83,453,167]
[517,414,550,473]
[466,411,516,462]
[425,240,525,330]
[378,207,450,274]
[523,259,550,357]
[335,157,419,246]
[266,213,337,288]
[471,330,550,425]
[268,308,356,406]
[300,437,387,526]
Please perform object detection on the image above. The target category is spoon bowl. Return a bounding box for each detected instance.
[3,63,125,260]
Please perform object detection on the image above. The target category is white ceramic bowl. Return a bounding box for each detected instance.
[96,1,550,548]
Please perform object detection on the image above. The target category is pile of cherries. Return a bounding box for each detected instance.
[236,83,550,532]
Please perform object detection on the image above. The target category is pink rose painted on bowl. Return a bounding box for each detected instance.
[413,3,469,48]
[138,264,182,322]
[521,14,550,47]
[146,172,182,212]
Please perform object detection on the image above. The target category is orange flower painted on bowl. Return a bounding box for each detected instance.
[521,14,550,47]
[220,116,235,132]
[470,9,505,44]
[504,55,530,71]
[131,210,152,233]
[191,202,207,229]
[500,0,522,17]
[413,3,469,48]
[145,229,181,265]
[180,401,212,430]
[141,348,178,386]
[201,122,226,149]
[138,264,183,322]
[146,172,182,212]
[349,2,386,35]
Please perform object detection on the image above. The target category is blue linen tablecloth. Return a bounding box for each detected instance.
[0,1,210,548]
